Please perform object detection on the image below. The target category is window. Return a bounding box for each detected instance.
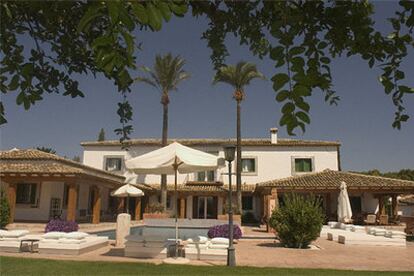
[105,157,122,171]
[350,196,362,213]
[16,183,38,205]
[241,158,256,173]
[242,196,253,210]
[62,184,80,209]
[197,170,215,182]
[294,158,313,172]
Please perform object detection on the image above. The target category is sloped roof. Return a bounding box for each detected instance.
[257,170,414,191]
[81,138,340,147]
[0,149,125,185]
[399,195,414,205]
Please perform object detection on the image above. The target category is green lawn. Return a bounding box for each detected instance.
[0,256,412,276]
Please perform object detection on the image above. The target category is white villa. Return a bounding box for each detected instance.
[1,128,414,225]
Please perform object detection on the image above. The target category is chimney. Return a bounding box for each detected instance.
[270,128,278,144]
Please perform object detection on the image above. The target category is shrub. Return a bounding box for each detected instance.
[0,188,10,229]
[241,211,258,224]
[269,193,324,249]
[45,219,79,233]
[147,203,165,213]
[207,224,242,240]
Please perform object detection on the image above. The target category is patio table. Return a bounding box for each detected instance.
[20,239,40,253]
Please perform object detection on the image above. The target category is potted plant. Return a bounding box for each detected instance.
[143,203,169,219]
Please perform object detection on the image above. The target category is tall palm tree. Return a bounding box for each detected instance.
[135,53,190,209]
[213,61,265,213]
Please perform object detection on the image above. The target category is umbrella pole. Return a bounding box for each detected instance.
[174,157,178,258]
[126,195,130,214]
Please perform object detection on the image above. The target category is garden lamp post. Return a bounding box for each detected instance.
[224,145,236,267]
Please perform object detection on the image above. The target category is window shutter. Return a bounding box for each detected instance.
[30,184,37,205]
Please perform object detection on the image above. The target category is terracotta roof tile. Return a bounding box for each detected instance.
[0,149,124,184]
[257,170,414,190]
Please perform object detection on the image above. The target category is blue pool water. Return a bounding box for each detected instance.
[95,225,209,240]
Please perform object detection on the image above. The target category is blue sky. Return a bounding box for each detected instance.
[1,2,413,172]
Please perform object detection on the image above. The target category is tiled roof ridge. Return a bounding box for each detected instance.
[80,137,340,146]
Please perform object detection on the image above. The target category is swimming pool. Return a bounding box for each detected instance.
[95,225,210,240]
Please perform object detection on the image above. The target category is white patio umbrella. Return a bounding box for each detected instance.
[111,183,144,214]
[337,181,353,223]
[125,142,222,256]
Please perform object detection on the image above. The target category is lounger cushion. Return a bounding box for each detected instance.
[58,238,87,244]
[0,230,8,237]
[209,244,228,249]
[64,232,89,240]
[186,243,209,249]
[186,236,208,244]
[211,237,229,245]
[2,230,29,238]
[42,232,66,239]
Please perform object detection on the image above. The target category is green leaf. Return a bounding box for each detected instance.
[78,5,101,32]
[289,46,305,56]
[296,99,310,112]
[91,36,112,50]
[147,3,163,31]
[8,75,19,91]
[293,85,311,97]
[21,63,34,79]
[106,1,120,24]
[157,2,171,22]
[399,85,414,93]
[16,92,25,105]
[296,111,310,124]
[169,2,188,15]
[400,115,409,122]
[121,31,134,55]
[282,102,295,114]
[270,46,284,60]
[317,42,328,49]
[272,73,289,91]
[131,3,148,24]
[276,90,290,102]
[320,57,330,64]
[119,5,134,31]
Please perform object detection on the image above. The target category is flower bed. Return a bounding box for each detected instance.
[207,224,242,239]
[45,219,79,233]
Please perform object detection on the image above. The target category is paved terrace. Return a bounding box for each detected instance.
[1,238,413,272]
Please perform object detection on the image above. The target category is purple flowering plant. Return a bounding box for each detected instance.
[207,224,242,239]
[45,219,79,233]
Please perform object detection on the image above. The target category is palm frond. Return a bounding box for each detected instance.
[135,53,189,93]
[213,61,265,91]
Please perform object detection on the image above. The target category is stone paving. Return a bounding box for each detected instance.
[1,238,413,271]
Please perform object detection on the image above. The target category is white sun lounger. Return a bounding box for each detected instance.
[0,230,36,253]
[38,236,108,255]
[337,231,406,247]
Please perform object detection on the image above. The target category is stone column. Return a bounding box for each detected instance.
[116,213,131,247]
[7,184,17,224]
[179,197,186,218]
[134,197,141,221]
[378,195,384,218]
[92,187,101,224]
[391,195,398,219]
[326,193,331,220]
[66,183,78,221]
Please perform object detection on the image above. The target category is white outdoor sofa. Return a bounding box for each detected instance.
[325,222,407,247]
[0,230,37,253]
[38,232,108,255]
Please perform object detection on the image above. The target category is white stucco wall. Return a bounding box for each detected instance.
[82,144,339,186]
